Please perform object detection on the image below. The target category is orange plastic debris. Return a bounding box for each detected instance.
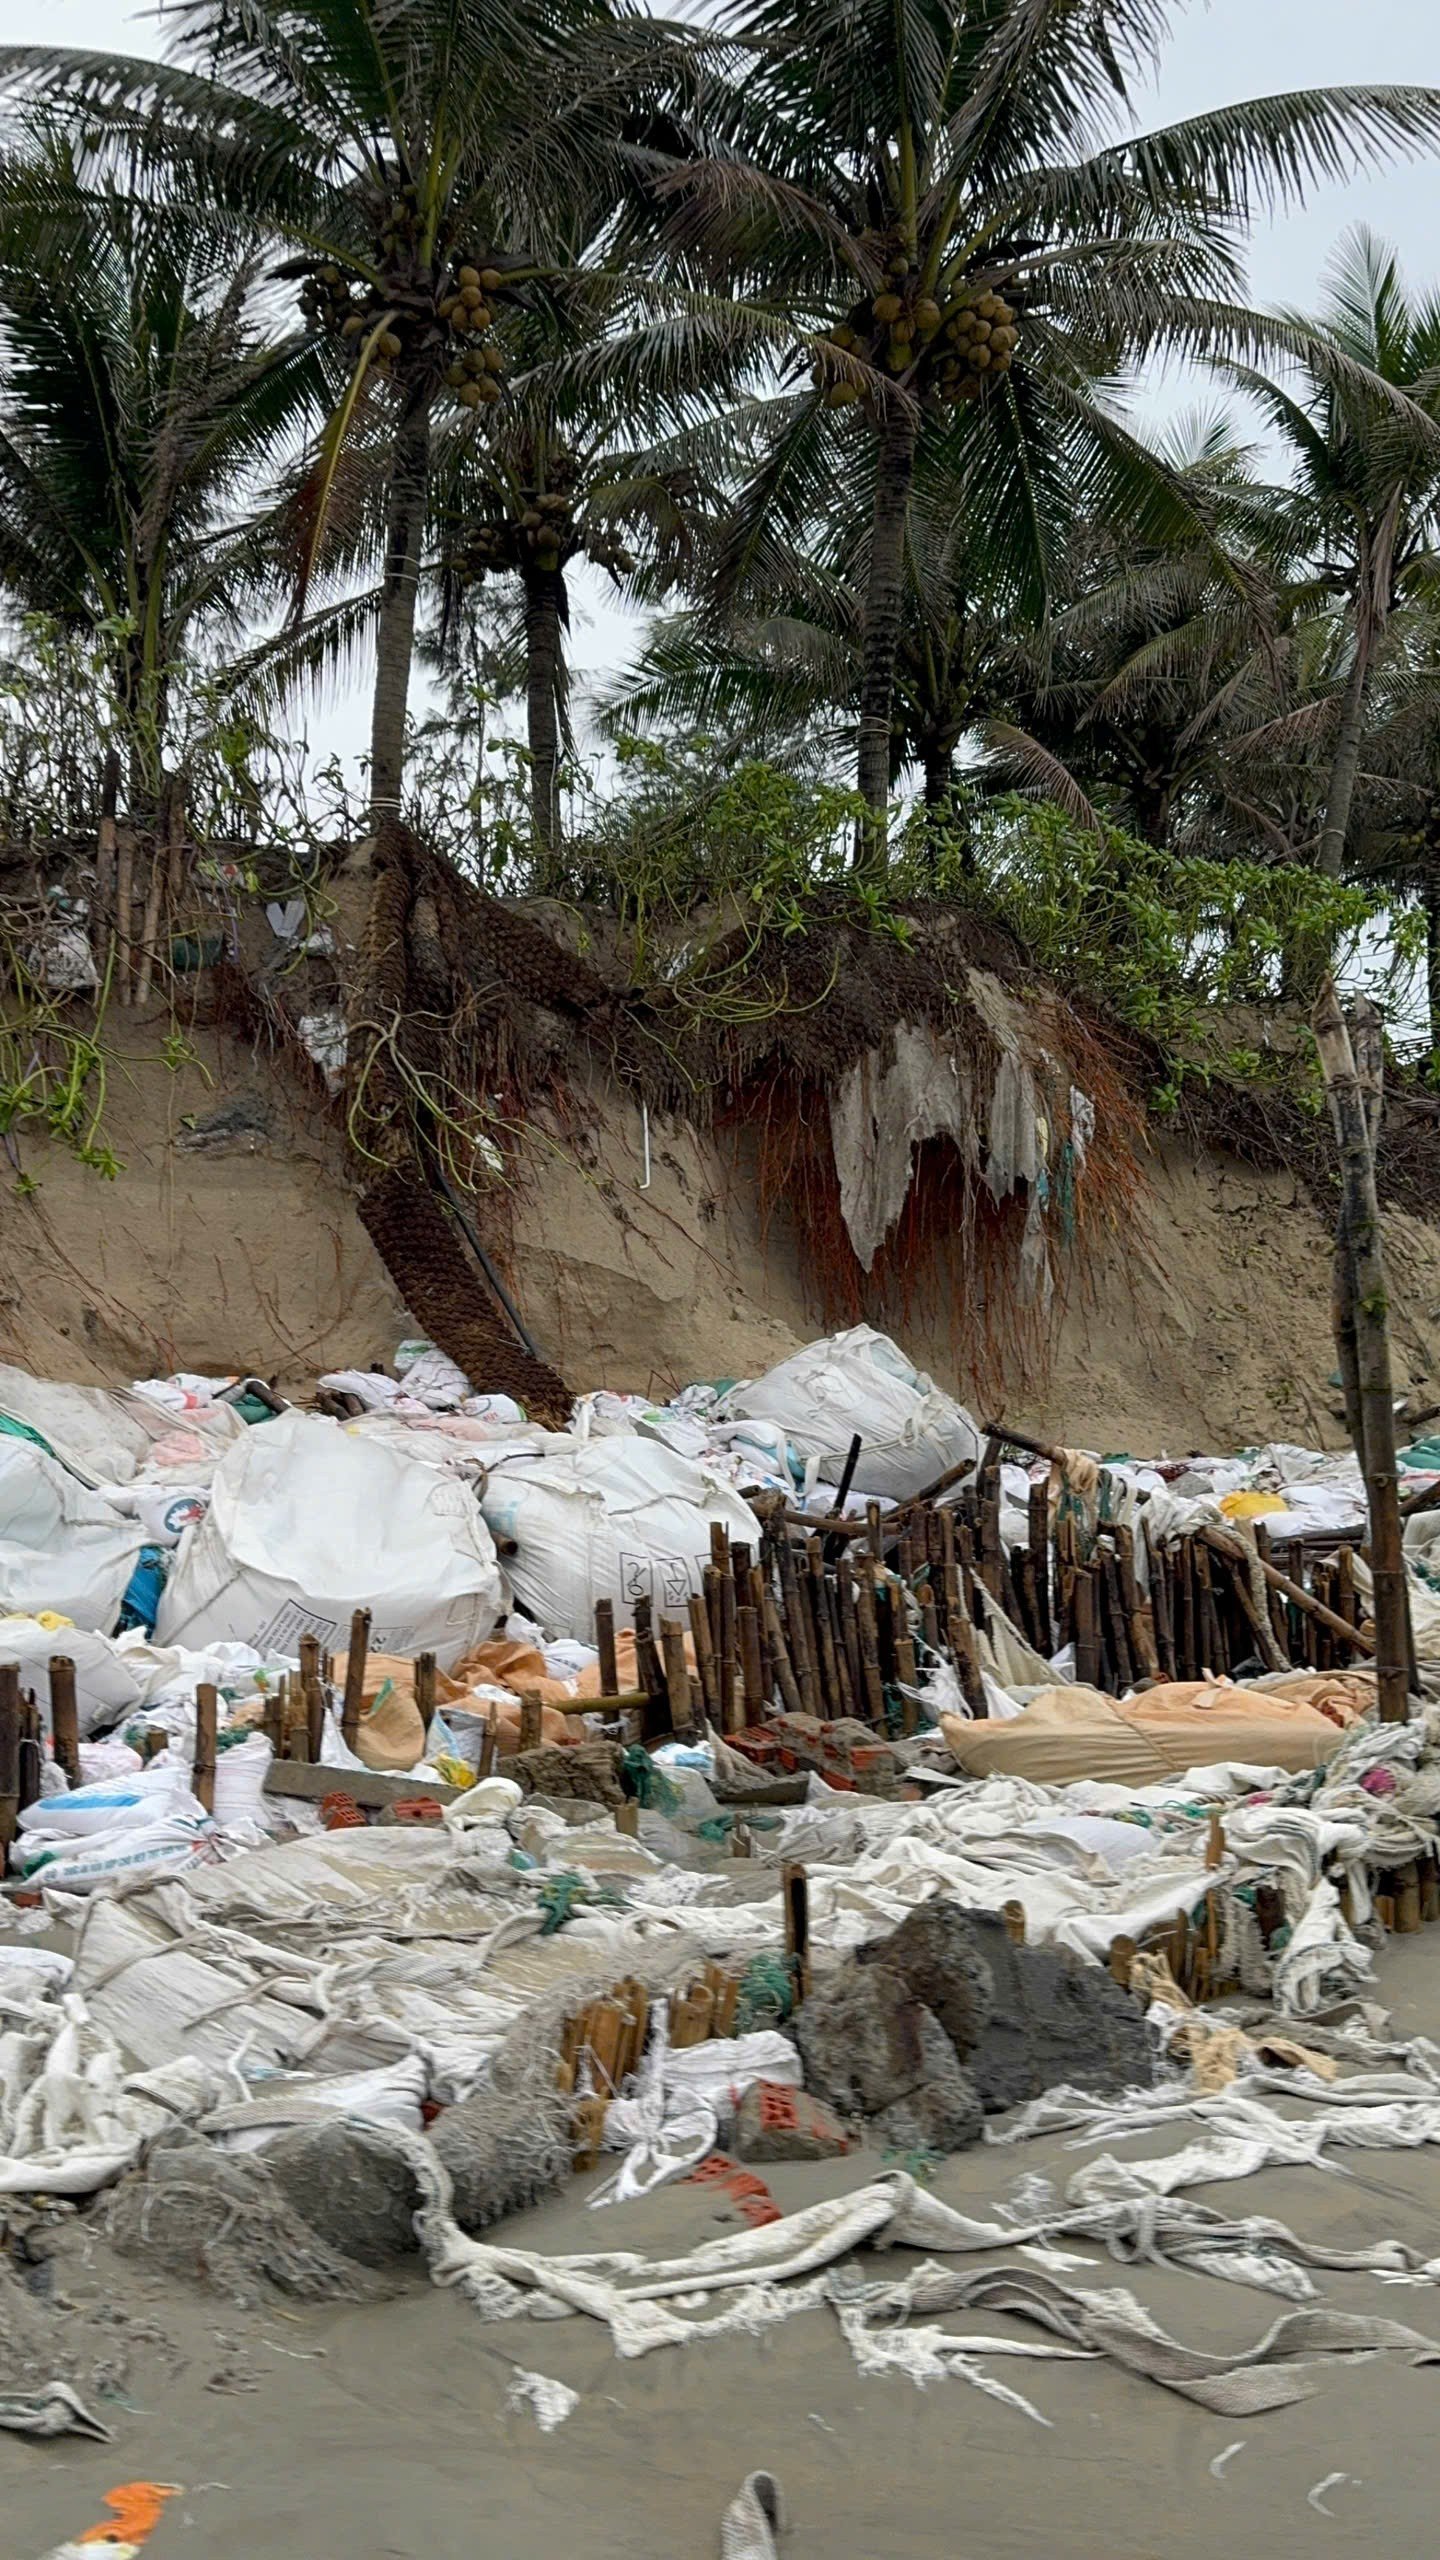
[78,2482,179,2546]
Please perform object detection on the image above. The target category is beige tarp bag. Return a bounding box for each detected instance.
[941,1682,1347,1786]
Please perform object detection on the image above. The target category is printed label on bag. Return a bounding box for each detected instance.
[252,1598,342,1656]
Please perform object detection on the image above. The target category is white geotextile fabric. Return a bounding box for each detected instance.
[2,1693,1437,2202]
[378,2143,1440,2419]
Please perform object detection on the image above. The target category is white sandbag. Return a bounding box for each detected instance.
[19,1763,189,1840]
[0,1446,144,1632]
[0,1363,153,1487]
[478,1437,762,1638]
[725,1327,980,1503]
[15,1804,216,1891]
[0,1617,150,1736]
[156,1410,505,1669]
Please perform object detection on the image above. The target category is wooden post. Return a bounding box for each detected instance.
[95,746,120,977]
[194,1681,218,1815]
[853,1556,888,1726]
[594,1598,620,1702]
[717,1567,737,1731]
[762,1588,805,1718]
[688,1590,720,1728]
[661,1620,696,1738]
[517,1690,544,1752]
[782,1862,811,2001]
[115,816,134,1004]
[48,1655,81,1788]
[414,1651,437,1750]
[807,1537,843,1713]
[1313,979,1411,1720]
[1028,1480,1053,1655]
[341,1607,371,1750]
[736,1603,765,1723]
[1074,1566,1100,1689]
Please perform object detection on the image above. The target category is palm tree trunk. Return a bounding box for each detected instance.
[522,556,566,882]
[1414,875,1424,1075]
[370,385,434,825]
[1426,870,1440,1075]
[921,742,953,810]
[856,397,919,860]
[1316,633,1372,880]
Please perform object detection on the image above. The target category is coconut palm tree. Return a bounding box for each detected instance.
[434,273,736,867]
[0,0,694,821]
[648,0,1440,851]
[0,142,318,809]
[1216,231,1440,881]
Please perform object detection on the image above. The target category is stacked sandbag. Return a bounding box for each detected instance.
[723,1327,980,1503]
[478,1436,762,1637]
[157,1410,505,1669]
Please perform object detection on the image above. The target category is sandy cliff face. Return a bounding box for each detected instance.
[7,1010,1440,1457]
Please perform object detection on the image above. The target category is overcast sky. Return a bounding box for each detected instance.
[39,0,1440,767]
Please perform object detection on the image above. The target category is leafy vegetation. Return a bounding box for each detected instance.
[0,0,1438,1183]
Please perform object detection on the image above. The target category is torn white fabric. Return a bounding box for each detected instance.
[506,2368,579,2431]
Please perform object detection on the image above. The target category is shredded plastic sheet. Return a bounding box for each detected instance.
[506,2367,580,2431]
[721,2473,786,2560]
[395,2149,1440,2416]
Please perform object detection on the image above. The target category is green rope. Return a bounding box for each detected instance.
[619,1745,684,1815]
[535,1870,624,1936]
[734,1951,796,2033]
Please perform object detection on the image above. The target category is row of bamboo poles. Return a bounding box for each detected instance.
[593,1425,1378,1755]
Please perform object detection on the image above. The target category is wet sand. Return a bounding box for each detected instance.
[12,1933,1440,2559]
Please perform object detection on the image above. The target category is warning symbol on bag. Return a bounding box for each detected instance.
[659,1556,693,1609]
[619,1552,652,1604]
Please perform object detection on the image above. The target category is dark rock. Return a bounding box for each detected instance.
[511,1741,625,1808]
[859,1899,995,2055]
[264,2122,420,2265]
[794,1960,983,2152]
[873,2071,983,2156]
[733,2081,853,2163]
[857,1899,1152,2114]
[431,2084,572,2232]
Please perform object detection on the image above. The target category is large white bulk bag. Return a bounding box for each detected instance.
[479,1438,762,1639]
[156,1410,504,1669]
[725,1326,980,1503]
[0,1363,154,1487]
[0,1617,150,1737]
[0,1443,144,1631]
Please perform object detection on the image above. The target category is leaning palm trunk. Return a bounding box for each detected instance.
[856,398,919,854]
[1312,980,1412,1721]
[370,386,434,823]
[1315,637,1372,880]
[522,557,567,881]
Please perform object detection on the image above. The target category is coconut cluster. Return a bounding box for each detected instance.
[811,247,1020,409]
[296,217,508,403]
[457,447,637,584]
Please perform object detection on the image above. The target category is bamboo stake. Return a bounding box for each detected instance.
[737,1603,765,1723]
[48,1655,81,1788]
[662,1621,696,1738]
[341,1608,370,1749]
[1028,1480,1053,1654]
[594,1598,619,1701]
[763,1588,805,1717]
[688,1590,720,1727]
[413,1651,437,1754]
[1074,1566,1100,1689]
[194,1681,218,1815]
[807,1536,843,1712]
[853,1556,888,1727]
